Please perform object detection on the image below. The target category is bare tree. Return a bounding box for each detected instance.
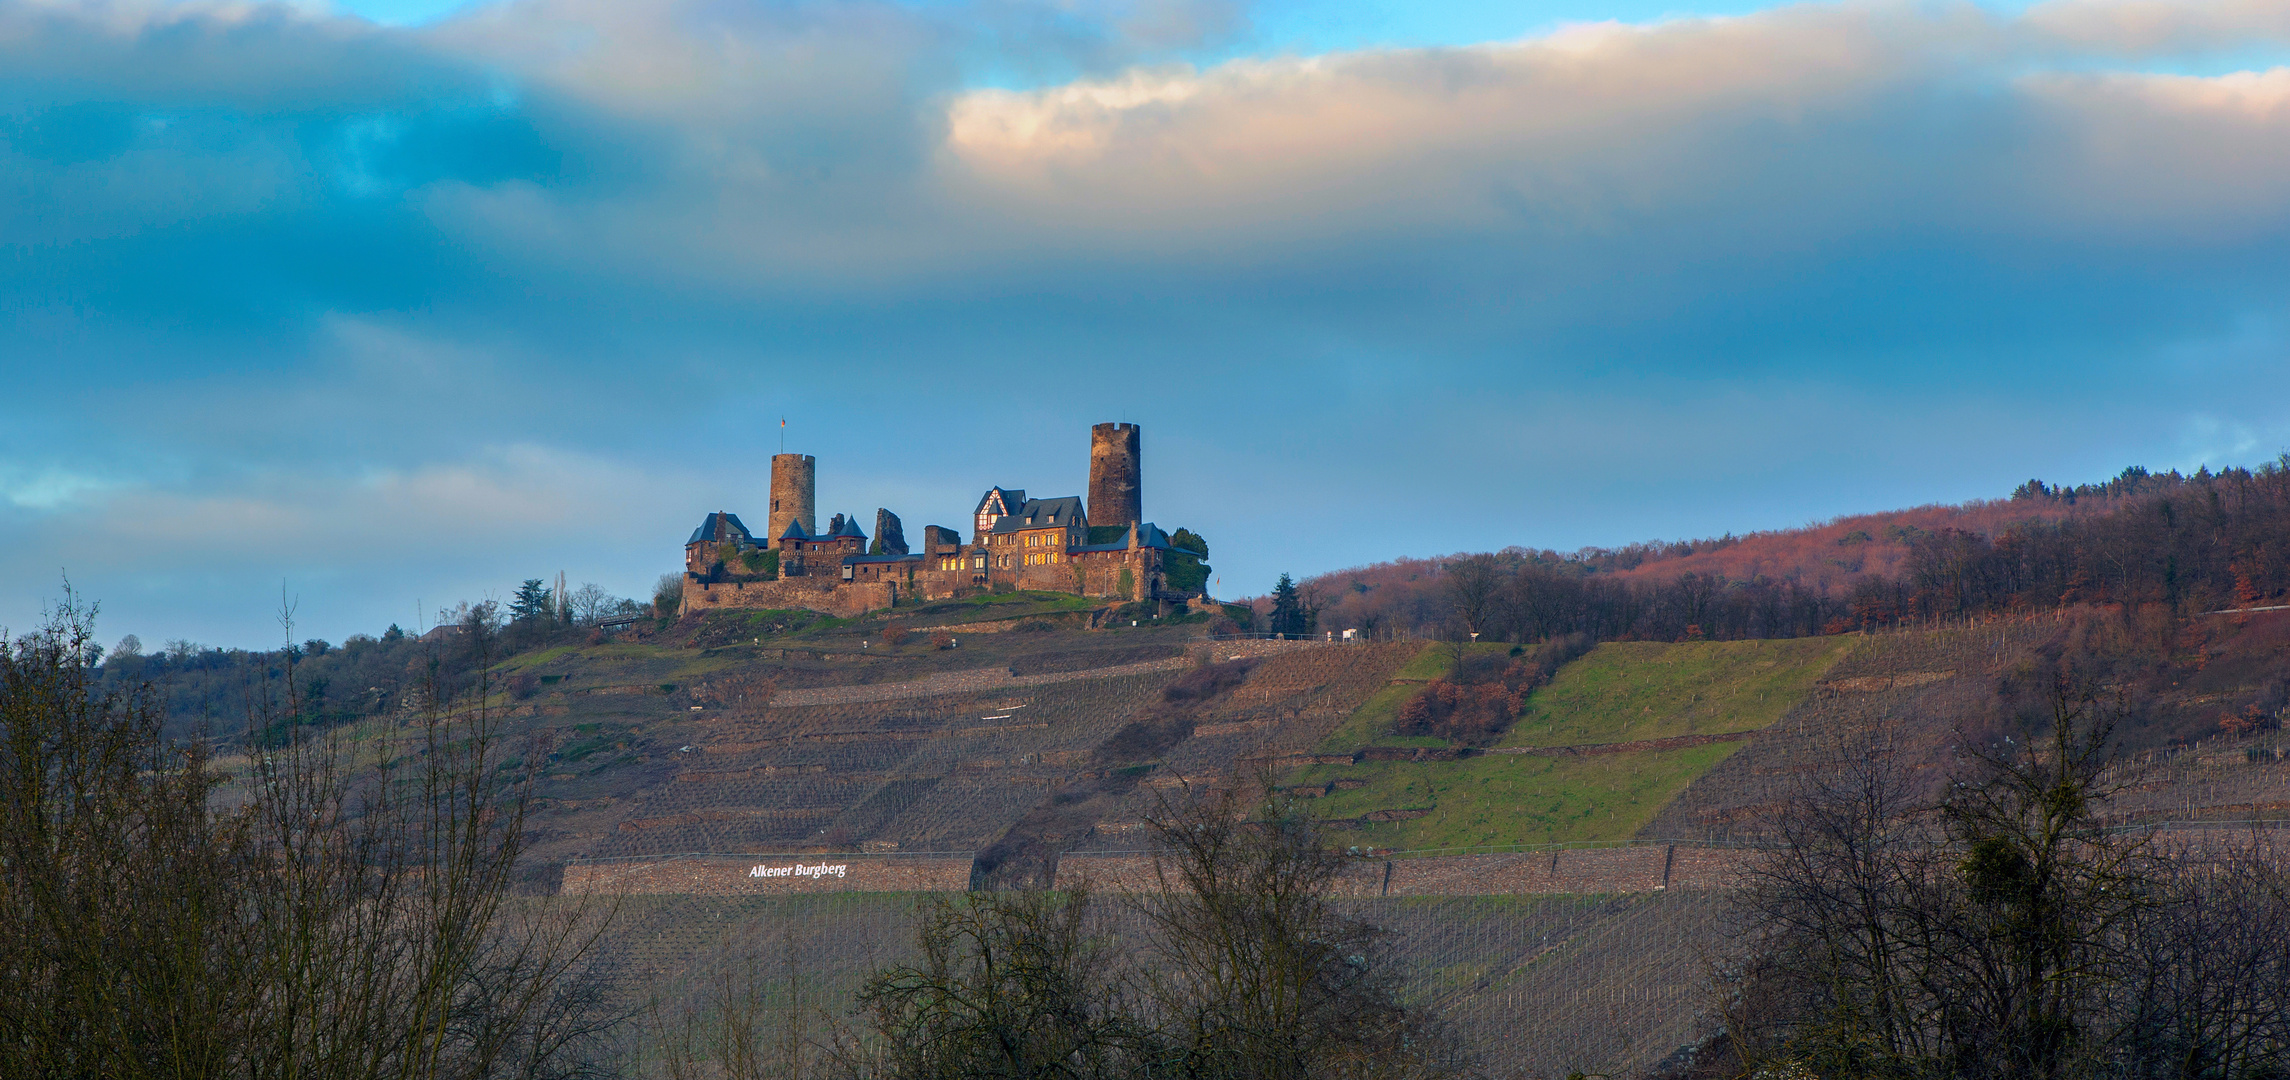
[0,586,622,1080]
[846,888,1148,1080]
[1135,787,1473,1080]
[842,786,1472,1080]
[1727,680,2170,1080]
[566,583,614,626]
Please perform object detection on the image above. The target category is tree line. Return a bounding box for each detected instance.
[88,578,650,745]
[1299,459,2290,644]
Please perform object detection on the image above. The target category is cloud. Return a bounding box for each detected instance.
[7,0,2290,643]
[2021,0,2290,54]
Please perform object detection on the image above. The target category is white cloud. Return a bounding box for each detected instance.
[0,466,118,510]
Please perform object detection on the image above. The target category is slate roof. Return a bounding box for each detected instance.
[988,496,1087,534]
[687,511,755,546]
[778,519,814,541]
[828,514,868,541]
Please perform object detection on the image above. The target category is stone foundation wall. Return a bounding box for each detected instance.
[562,854,974,896]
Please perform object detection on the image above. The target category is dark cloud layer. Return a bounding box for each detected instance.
[3,0,2289,646]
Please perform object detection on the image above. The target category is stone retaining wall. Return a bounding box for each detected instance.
[561,854,974,896]
[1055,846,1755,895]
[561,846,1757,897]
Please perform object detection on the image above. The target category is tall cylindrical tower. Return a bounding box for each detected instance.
[769,453,816,548]
[1088,423,1140,530]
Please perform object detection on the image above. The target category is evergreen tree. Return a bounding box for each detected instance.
[508,579,552,625]
[1268,573,1313,637]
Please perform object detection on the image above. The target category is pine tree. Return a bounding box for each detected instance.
[1268,573,1313,637]
[509,579,552,625]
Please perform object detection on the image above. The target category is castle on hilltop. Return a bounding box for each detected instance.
[680,423,1194,618]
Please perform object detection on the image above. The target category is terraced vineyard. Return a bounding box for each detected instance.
[595,670,1179,857]
[598,886,1731,1080]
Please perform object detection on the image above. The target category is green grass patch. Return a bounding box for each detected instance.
[897,591,1100,623]
[1316,683,1417,752]
[1373,735,1453,749]
[498,644,582,670]
[1501,637,1856,749]
[1292,743,1747,849]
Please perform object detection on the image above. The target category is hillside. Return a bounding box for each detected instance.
[148,587,2290,1079]
[173,590,2285,878]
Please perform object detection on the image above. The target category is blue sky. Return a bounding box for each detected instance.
[5,0,2290,648]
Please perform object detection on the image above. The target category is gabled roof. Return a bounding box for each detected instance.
[973,486,1025,516]
[989,496,1087,534]
[687,511,755,546]
[778,519,814,541]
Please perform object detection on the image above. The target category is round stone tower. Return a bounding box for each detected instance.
[1088,423,1140,530]
[769,453,816,548]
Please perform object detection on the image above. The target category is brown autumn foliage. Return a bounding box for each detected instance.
[1394,678,1525,744]
[1392,635,1591,745]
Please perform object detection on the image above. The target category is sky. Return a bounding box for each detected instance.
[4,0,2290,650]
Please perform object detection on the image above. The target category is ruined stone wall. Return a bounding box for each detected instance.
[563,854,973,896]
[1008,561,1085,594]
[907,567,984,602]
[1075,549,1150,600]
[682,575,891,618]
